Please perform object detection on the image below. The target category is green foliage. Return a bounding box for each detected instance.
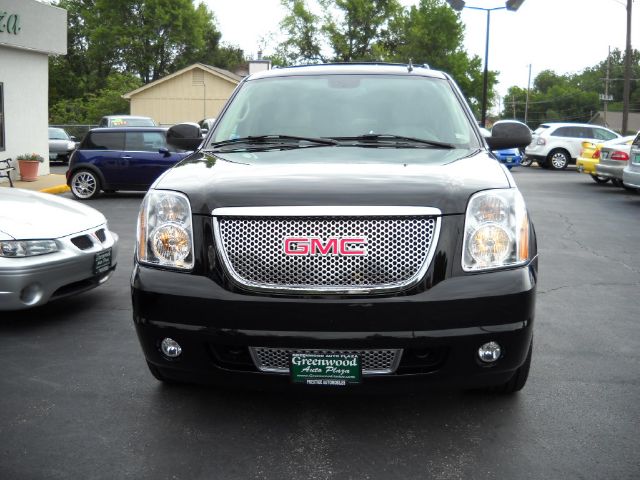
[274,0,496,117]
[49,0,245,123]
[50,73,143,124]
[502,48,640,129]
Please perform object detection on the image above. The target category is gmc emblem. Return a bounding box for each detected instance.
[283,237,368,256]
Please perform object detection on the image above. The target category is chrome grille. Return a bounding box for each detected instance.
[250,347,402,375]
[214,207,439,294]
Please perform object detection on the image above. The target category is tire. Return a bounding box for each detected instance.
[520,156,533,167]
[590,174,610,184]
[70,169,101,199]
[612,179,623,188]
[489,339,532,394]
[547,149,570,170]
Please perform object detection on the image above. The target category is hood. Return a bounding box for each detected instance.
[0,189,106,240]
[154,147,512,215]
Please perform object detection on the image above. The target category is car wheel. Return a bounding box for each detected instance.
[612,179,623,188]
[520,156,533,167]
[490,339,532,394]
[547,149,570,170]
[70,169,101,199]
[590,174,610,184]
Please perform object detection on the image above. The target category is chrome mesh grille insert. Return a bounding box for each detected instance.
[250,347,402,375]
[215,214,438,293]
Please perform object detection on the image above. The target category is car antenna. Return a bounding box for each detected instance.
[407,59,413,73]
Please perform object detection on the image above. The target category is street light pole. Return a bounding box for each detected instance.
[446,1,525,128]
[622,0,633,134]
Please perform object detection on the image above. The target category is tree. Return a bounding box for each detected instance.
[277,0,327,64]
[49,0,244,121]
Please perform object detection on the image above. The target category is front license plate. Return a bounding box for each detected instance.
[290,353,361,386]
[94,248,112,275]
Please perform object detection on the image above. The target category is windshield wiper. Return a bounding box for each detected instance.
[207,135,339,152]
[331,134,455,149]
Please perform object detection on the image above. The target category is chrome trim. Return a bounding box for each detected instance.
[212,206,442,217]
[212,206,442,295]
[249,347,403,375]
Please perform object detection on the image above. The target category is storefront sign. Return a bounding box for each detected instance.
[0,12,21,35]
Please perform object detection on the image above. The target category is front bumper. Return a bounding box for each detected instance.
[132,261,537,391]
[0,227,118,310]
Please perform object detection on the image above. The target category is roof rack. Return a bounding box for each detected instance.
[275,62,431,70]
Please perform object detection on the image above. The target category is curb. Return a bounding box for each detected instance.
[40,184,71,194]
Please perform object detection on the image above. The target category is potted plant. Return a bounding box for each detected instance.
[16,153,45,182]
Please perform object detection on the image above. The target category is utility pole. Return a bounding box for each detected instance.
[622,0,633,134]
[524,64,531,125]
[604,46,611,126]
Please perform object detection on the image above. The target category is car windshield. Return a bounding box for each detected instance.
[211,74,478,149]
[49,128,69,140]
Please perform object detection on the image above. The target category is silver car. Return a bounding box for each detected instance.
[0,189,118,310]
[595,135,636,187]
[623,133,640,192]
[48,127,78,163]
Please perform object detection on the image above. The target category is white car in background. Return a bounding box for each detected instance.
[0,189,118,310]
[622,132,640,192]
[524,123,620,170]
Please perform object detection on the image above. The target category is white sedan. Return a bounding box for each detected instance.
[0,189,118,310]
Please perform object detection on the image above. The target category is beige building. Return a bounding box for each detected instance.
[123,63,242,125]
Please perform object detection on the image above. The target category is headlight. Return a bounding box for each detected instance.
[137,190,194,270]
[462,189,530,271]
[67,141,76,150]
[0,240,58,257]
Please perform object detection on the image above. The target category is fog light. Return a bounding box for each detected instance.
[20,283,43,306]
[160,338,182,358]
[478,341,501,363]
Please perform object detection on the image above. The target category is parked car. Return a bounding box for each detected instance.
[198,118,217,136]
[97,115,156,128]
[0,188,118,310]
[48,127,77,163]
[524,123,620,170]
[575,141,608,183]
[66,127,191,199]
[493,147,522,169]
[594,135,636,188]
[479,127,522,169]
[132,64,536,393]
[622,132,640,192]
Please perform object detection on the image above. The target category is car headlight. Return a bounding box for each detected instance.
[0,240,58,257]
[137,190,194,270]
[462,189,530,271]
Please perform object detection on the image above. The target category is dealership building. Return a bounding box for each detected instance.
[0,0,67,182]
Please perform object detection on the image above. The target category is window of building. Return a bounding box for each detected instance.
[0,83,5,151]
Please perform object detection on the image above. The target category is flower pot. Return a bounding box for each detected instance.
[18,160,40,182]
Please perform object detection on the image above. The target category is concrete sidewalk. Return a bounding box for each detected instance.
[0,174,70,194]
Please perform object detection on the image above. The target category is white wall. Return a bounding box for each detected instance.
[1,46,50,177]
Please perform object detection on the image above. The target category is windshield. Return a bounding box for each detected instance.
[110,118,155,127]
[48,128,69,140]
[211,75,478,149]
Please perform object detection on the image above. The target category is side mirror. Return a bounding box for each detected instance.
[166,123,202,151]
[70,135,77,141]
[158,147,171,157]
[485,120,532,150]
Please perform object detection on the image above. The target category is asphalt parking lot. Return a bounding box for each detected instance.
[1,166,639,479]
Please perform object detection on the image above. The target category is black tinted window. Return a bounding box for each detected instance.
[125,131,166,151]
[84,132,125,150]
[551,127,574,137]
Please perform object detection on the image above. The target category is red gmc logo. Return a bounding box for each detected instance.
[283,237,368,256]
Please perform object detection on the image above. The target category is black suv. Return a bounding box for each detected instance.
[131,64,536,392]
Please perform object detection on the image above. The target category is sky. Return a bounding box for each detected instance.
[205,0,639,105]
